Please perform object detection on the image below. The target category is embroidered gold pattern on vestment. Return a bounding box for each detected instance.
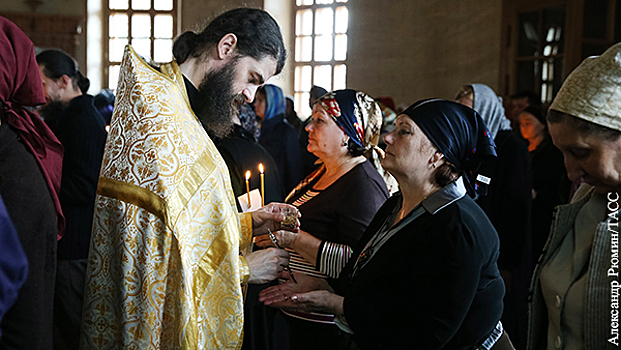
[81,46,251,350]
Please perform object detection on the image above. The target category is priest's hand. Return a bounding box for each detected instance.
[251,203,300,236]
[246,248,290,284]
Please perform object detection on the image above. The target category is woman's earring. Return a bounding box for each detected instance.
[342,140,348,147]
[432,163,437,169]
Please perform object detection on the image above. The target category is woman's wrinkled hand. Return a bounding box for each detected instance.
[261,285,344,316]
[258,271,329,306]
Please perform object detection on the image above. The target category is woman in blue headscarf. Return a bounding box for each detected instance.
[260,99,513,350]
[255,84,304,193]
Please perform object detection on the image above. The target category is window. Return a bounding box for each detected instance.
[105,0,177,90]
[516,7,565,104]
[500,0,621,106]
[580,0,621,60]
[294,0,348,117]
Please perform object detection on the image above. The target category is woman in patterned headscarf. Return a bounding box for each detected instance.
[260,99,511,350]
[256,89,390,350]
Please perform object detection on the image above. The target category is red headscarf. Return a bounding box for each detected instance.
[0,16,65,239]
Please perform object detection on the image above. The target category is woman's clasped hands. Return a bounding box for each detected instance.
[258,271,344,316]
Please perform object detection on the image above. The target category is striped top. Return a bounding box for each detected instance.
[288,190,354,279]
[285,188,341,323]
[282,161,390,324]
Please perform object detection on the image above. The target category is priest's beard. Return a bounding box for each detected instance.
[38,100,66,123]
[194,58,246,139]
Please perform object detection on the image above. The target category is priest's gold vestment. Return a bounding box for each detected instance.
[80,46,252,350]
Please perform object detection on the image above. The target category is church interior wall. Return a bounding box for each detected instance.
[0,0,503,107]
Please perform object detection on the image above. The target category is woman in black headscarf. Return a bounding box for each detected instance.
[260,99,512,349]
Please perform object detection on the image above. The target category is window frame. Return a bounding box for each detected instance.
[293,0,348,117]
[103,0,179,90]
[498,0,621,103]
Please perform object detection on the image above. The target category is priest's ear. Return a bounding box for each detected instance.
[216,33,238,60]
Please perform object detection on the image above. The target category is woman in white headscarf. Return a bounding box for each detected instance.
[528,43,621,350]
[456,84,533,349]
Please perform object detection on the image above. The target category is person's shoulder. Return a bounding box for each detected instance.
[539,137,563,158]
[69,93,95,107]
[496,130,529,156]
[348,160,377,176]
[432,196,492,231]
[359,161,389,190]
[423,197,499,251]
[341,160,380,184]
[264,115,297,136]
[282,117,296,129]
[65,95,106,130]
[281,118,300,136]
[426,199,464,224]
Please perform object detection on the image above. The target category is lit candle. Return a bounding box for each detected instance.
[245,171,252,207]
[258,163,265,207]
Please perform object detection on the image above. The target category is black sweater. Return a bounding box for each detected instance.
[259,114,303,194]
[476,130,532,270]
[215,125,284,206]
[287,161,389,247]
[529,136,570,261]
[335,194,505,349]
[46,95,107,260]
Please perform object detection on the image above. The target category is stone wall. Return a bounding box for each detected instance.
[345,0,502,108]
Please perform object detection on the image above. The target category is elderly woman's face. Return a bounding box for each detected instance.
[305,104,348,158]
[382,115,437,180]
[549,121,621,193]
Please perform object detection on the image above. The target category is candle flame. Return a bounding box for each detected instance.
[258,163,264,174]
[245,170,251,180]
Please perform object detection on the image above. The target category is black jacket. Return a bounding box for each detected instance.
[334,194,505,349]
[46,94,107,260]
[215,125,284,207]
[529,135,570,261]
[259,114,303,194]
[476,130,532,270]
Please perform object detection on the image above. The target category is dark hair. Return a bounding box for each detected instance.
[510,90,541,108]
[256,85,266,98]
[523,105,546,126]
[346,139,365,157]
[36,49,90,94]
[173,8,286,75]
[435,161,460,187]
[547,109,621,141]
